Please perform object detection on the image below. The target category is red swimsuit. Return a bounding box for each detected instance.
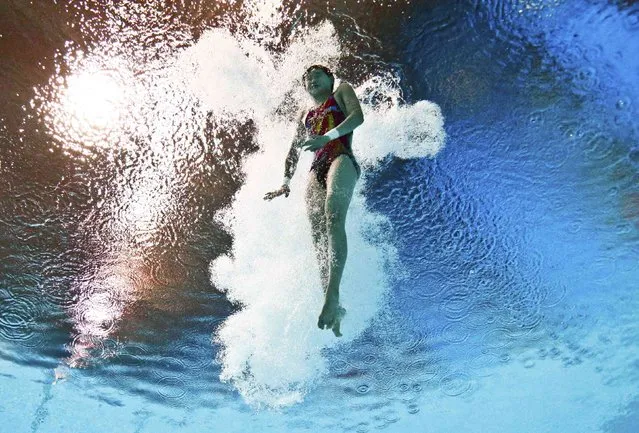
[305,92,361,189]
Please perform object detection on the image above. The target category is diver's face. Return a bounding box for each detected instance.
[304,69,332,95]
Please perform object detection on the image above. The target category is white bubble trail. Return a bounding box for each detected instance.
[180,22,446,407]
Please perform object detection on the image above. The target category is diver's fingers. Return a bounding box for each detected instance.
[264,189,286,200]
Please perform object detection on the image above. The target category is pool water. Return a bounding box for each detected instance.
[1,1,638,432]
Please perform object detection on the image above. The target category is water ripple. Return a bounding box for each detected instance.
[156,375,187,400]
[439,371,472,397]
[0,295,40,345]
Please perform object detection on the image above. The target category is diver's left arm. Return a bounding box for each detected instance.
[325,82,364,139]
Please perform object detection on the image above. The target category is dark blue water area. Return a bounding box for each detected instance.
[357,0,639,372]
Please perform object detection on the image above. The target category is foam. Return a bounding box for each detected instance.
[183,22,447,407]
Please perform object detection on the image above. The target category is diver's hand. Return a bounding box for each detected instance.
[298,135,330,152]
[263,185,290,200]
[318,296,345,337]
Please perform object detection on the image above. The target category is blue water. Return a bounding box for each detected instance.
[1,1,638,432]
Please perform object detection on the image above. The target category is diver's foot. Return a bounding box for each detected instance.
[332,306,346,337]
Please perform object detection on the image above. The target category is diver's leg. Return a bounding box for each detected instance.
[304,172,329,290]
[318,155,358,336]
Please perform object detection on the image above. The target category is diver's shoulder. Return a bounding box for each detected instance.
[335,81,355,94]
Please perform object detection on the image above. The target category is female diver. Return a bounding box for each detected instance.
[264,65,364,337]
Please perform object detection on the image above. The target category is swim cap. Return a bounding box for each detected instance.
[302,65,334,83]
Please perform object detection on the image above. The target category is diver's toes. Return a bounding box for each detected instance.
[318,317,327,329]
[332,325,342,337]
[327,319,336,330]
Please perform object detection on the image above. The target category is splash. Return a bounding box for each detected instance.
[186,22,447,407]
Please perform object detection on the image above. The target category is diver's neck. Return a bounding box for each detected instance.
[312,90,333,106]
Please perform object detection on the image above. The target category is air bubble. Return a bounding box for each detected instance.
[615,97,630,110]
[356,384,370,394]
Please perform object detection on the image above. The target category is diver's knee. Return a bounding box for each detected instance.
[325,209,346,231]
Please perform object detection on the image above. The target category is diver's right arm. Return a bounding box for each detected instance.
[263,114,305,200]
